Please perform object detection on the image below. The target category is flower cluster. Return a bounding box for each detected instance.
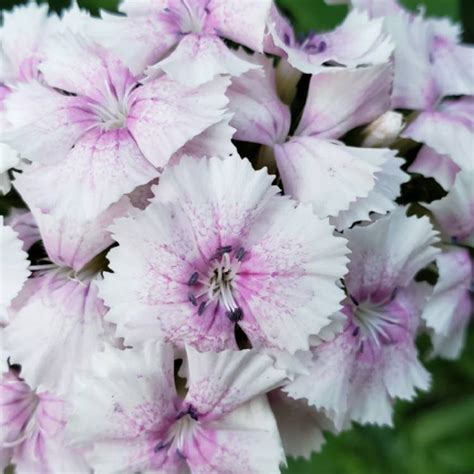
[0,0,472,472]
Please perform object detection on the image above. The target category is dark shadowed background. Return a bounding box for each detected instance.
[1,1,473,473]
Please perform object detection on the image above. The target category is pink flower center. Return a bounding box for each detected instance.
[187,246,247,322]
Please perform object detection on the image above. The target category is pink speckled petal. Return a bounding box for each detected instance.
[274,137,383,218]
[14,172,132,270]
[188,397,284,474]
[227,51,290,146]
[402,101,474,172]
[4,272,108,395]
[422,249,473,359]
[2,82,94,165]
[296,63,392,139]
[426,170,474,246]
[4,210,40,252]
[67,343,177,473]
[128,76,229,168]
[185,347,288,418]
[0,3,56,82]
[151,34,257,87]
[345,208,439,304]
[409,145,460,191]
[14,129,158,221]
[330,152,409,230]
[207,0,272,51]
[39,31,136,102]
[269,9,393,74]
[269,390,336,460]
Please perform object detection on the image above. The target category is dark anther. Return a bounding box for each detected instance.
[352,326,360,337]
[349,294,359,306]
[217,245,233,255]
[188,272,199,286]
[283,33,291,45]
[187,405,199,421]
[188,293,197,306]
[390,287,399,301]
[198,301,207,316]
[154,442,168,452]
[235,247,246,262]
[317,40,327,53]
[226,307,243,323]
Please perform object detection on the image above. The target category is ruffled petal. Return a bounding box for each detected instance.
[296,64,392,139]
[431,34,474,98]
[95,9,175,75]
[13,129,157,221]
[184,347,289,418]
[207,0,272,52]
[4,210,40,252]
[15,172,133,270]
[128,76,229,168]
[3,272,109,394]
[67,343,178,472]
[269,9,393,74]
[422,249,472,359]
[345,208,440,304]
[426,170,474,246]
[269,390,336,459]
[150,34,257,87]
[101,156,348,353]
[0,3,56,82]
[2,82,95,165]
[39,31,136,102]
[188,397,285,474]
[0,217,30,318]
[227,52,290,146]
[402,101,474,172]
[274,137,383,218]
[385,11,438,109]
[170,114,237,164]
[237,201,349,353]
[409,145,460,191]
[330,152,409,230]
[286,285,430,427]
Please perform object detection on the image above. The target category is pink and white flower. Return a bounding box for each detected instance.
[3,31,229,219]
[267,7,393,74]
[99,0,272,85]
[67,343,287,473]
[100,155,349,352]
[285,209,439,427]
[422,248,473,360]
[228,53,409,229]
[0,372,88,473]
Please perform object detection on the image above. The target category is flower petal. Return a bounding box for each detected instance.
[345,208,439,303]
[3,272,108,394]
[330,151,409,230]
[422,249,472,359]
[14,129,158,221]
[409,145,460,191]
[207,0,272,52]
[185,347,289,418]
[150,34,257,87]
[227,51,291,146]
[0,217,30,319]
[296,64,392,139]
[274,137,383,218]
[269,9,393,74]
[426,170,474,246]
[2,82,94,165]
[128,76,229,168]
